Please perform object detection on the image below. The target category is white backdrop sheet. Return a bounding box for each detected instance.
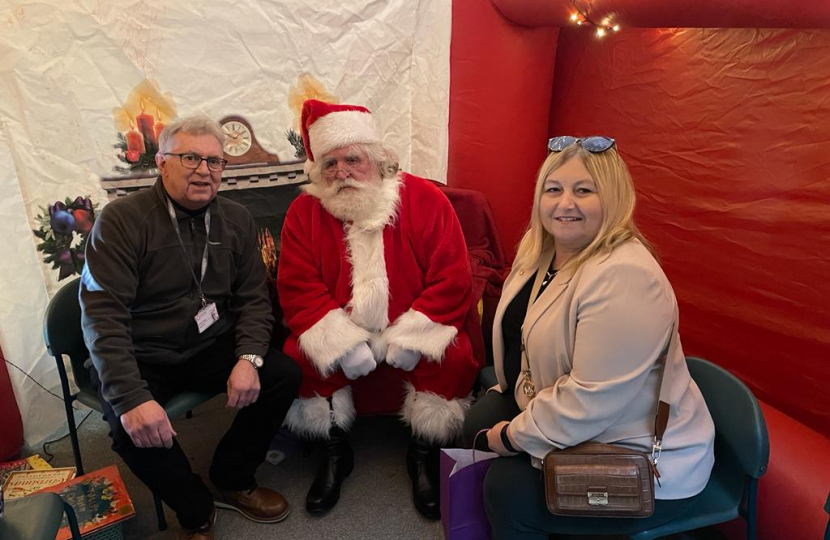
[0,0,451,445]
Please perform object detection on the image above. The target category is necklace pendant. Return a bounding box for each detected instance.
[521,373,536,398]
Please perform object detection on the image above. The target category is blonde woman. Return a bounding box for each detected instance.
[462,137,715,539]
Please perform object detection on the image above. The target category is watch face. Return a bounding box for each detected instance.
[222,121,252,156]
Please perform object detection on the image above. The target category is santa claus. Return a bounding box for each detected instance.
[277,99,479,520]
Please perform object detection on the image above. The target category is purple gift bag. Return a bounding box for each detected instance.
[440,448,499,540]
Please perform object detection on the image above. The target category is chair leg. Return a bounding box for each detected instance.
[745,478,758,540]
[54,353,85,475]
[153,491,168,531]
[63,501,83,540]
[64,403,85,476]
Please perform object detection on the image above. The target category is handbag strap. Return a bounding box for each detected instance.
[524,249,679,451]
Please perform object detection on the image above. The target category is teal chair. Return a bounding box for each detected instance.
[630,356,770,540]
[824,490,829,540]
[43,277,217,531]
[0,492,82,540]
[476,357,769,540]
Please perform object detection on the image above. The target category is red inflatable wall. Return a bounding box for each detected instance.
[546,28,830,436]
[0,345,24,459]
[448,0,559,256]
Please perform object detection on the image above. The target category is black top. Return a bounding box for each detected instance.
[501,264,556,390]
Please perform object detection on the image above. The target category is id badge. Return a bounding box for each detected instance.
[195,302,219,333]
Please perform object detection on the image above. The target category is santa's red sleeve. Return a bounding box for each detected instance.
[383,177,473,362]
[277,196,369,376]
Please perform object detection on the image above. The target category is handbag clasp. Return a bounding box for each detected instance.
[587,491,609,506]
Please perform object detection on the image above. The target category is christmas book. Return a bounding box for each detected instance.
[36,465,136,540]
[4,467,76,499]
[0,454,51,487]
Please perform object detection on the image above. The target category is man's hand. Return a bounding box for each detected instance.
[386,344,421,371]
[120,400,177,449]
[340,342,376,380]
[227,359,261,409]
[486,420,521,457]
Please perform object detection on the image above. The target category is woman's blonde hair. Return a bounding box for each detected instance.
[513,144,653,273]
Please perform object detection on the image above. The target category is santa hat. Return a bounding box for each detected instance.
[301,99,381,163]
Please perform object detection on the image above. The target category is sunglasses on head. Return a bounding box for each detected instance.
[547,136,616,153]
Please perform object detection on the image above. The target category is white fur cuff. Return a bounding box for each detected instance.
[383,309,457,362]
[283,387,355,440]
[298,308,371,377]
[400,384,472,445]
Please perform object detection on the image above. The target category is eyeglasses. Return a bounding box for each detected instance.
[547,136,616,154]
[164,153,228,172]
[321,154,368,179]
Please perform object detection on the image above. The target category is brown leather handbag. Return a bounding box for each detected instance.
[540,338,675,518]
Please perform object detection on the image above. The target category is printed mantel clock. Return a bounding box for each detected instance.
[219,116,280,165]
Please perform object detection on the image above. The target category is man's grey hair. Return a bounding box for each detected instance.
[157,114,225,155]
[304,142,400,184]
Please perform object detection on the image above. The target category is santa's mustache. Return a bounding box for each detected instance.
[331,178,367,193]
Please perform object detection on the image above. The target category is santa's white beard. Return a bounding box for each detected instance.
[317,177,384,223]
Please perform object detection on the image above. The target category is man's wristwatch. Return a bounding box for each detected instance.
[239,354,264,370]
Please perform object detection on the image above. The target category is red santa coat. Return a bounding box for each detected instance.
[278,173,478,412]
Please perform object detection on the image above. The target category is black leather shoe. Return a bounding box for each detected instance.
[407,436,440,520]
[306,427,354,515]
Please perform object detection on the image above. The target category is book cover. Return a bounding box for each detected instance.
[37,465,136,540]
[0,454,52,486]
[4,467,77,499]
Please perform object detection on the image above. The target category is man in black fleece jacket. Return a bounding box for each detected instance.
[80,114,301,540]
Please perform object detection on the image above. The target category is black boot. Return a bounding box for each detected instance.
[406,436,440,520]
[306,426,354,515]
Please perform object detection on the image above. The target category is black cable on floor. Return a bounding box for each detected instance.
[42,410,94,463]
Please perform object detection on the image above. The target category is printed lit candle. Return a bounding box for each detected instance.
[126,123,144,154]
[153,109,166,144]
[136,99,156,152]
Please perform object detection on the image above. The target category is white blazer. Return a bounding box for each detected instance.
[495,240,715,499]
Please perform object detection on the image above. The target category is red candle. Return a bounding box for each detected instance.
[136,99,156,151]
[154,110,166,144]
[126,123,144,154]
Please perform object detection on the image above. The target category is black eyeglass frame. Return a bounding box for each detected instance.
[547,136,616,154]
[163,152,228,172]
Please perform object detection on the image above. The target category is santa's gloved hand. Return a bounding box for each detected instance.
[340,342,377,380]
[386,344,421,372]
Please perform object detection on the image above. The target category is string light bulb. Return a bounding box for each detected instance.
[568,0,620,38]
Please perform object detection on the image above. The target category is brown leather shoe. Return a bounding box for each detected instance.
[214,486,290,523]
[177,507,216,540]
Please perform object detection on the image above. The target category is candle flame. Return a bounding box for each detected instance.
[288,73,338,129]
[113,79,177,132]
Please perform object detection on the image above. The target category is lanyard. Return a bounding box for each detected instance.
[166,198,210,306]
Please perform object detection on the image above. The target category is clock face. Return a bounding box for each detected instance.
[222,121,252,156]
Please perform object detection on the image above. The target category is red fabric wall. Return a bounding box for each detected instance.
[448,0,559,256]
[548,28,830,436]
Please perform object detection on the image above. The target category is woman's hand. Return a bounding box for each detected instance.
[487,420,521,456]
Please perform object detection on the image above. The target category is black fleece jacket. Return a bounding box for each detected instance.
[80,179,273,416]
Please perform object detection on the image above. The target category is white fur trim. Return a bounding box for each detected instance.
[383,308,458,363]
[345,225,388,334]
[308,110,380,162]
[298,309,370,377]
[284,387,355,440]
[400,383,472,445]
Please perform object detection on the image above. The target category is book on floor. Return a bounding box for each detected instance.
[3,467,77,499]
[36,465,136,540]
[0,454,52,487]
